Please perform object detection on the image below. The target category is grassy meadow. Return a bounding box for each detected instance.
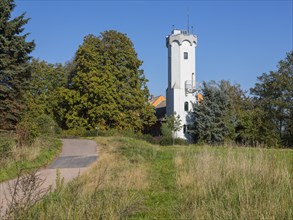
[18,136,293,219]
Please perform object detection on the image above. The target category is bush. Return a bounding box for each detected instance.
[161,123,172,138]
[159,136,173,146]
[98,129,121,137]
[140,134,161,145]
[0,140,13,159]
[15,114,62,146]
[16,119,39,147]
[98,129,136,138]
[159,136,189,146]
[35,114,59,136]
[99,129,162,145]
[61,127,97,137]
[174,138,189,146]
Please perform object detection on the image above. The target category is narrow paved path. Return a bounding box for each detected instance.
[0,139,98,216]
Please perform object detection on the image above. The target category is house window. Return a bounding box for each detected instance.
[183,125,187,134]
[184,101,189,111]
[184,52,188,59]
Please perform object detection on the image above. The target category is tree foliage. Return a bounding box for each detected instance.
[162,113,182,145]
[191,81,231,145]
[190,52,292,148]
[251,51,293,147]
[221,81,278,147]
[166,113,182,135]
[54,30,156,131]
[26,59,67,118]
[0,0,35,130]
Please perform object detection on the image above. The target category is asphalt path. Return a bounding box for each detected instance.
[0,138,98,216]
[49,139,98,168]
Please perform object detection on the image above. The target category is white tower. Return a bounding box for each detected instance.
[166,29,198,140]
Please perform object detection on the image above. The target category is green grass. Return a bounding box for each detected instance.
[20,136,293,219]
[0,136,62,182]
[142,148,178,219]
[118,138,179,218]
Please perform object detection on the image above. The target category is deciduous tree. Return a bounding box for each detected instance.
[251,51,293,147]
[26,59,67,118]
[164,112,182,145]
[55,31,156,131]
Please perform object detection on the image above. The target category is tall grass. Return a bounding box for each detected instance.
[175,147,293,219]
[23,137,152,219]
[0,136,61,182]
[18,137,293,219]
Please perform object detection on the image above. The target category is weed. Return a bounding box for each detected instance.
[1,168,49,219]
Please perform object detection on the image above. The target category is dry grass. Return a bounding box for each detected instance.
[0,137,52,166]
[83,138,149,193]
[18,136,293,219]
[0,137,61,182]
[23,137,150,219]
[11,139,42,162]
[176,147,293,219]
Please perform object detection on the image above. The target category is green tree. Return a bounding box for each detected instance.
[191,79,282,147]
[216,81,270,146]
[164,113,182,145]
[26,59,67,118]
[237,102,279,147]
[251,51,293,147]
[0,0,35,130]
[55,31,156,131]
[191,81,231,145]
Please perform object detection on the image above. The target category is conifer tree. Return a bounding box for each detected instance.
[0,0,35,130]
[191,81,230,145]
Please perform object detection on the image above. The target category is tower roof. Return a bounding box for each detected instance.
[166,29,197,47]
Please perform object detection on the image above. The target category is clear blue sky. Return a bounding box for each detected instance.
[14,0,292,96]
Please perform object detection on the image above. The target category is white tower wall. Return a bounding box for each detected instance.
[166,30,198,140]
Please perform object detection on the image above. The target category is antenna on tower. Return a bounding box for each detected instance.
[191,26,194,34]
[187,9,190,34]
[172,24,174,31]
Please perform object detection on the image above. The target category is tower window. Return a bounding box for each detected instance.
[183,125,187,134]
[184,101,189,111]
[184,52,188,59]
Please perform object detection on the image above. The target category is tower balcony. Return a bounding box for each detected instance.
[185,80,195,94]
[185,80,201,94]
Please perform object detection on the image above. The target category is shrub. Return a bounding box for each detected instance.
[15,114,61,147]
[174,138,189,146]
[0,140,13,159]
[61,127,97,137]
[140,134,161,145]
[35,114,59,136]
[159,136,188,146]
[98,129,117,137]
[161,123,172,138]
[160,136,173,146]
[16,119,39,147]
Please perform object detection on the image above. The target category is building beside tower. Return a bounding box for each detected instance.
[166,29,199,140]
